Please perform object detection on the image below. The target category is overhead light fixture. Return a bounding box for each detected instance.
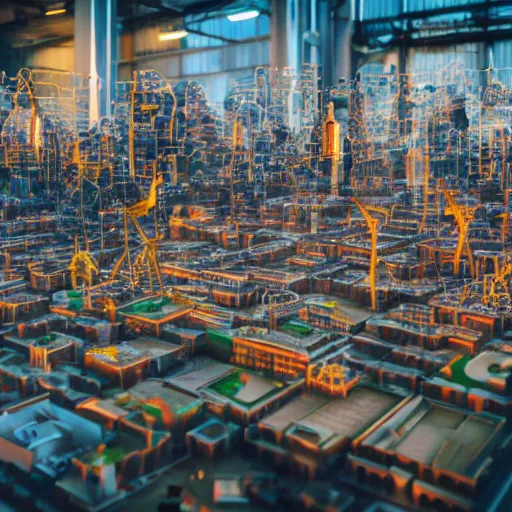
[45,2,66,16]
[227,10,259,22]
[46,8,66,16]
[159,30,189,41]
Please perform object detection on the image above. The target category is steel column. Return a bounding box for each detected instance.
[75,0,117,124]
[318,0,333,86]
[334,1,352,81]
[271,0,289,69]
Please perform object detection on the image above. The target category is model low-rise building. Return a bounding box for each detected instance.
[3,331,81,370]
[349,395,510,511]
[246,385,406,479]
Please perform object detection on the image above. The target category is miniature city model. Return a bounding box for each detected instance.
[0,62,511,512]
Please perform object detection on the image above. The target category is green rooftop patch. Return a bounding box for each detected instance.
[92,446,128,467]
[210,369,244,398]
[448,357,483,389]
[443,356,503,392]
[207,329,233,345]
[281,320,314,336]
[79,446,129,468]
[123,296,173,314]
[208,369,284,406]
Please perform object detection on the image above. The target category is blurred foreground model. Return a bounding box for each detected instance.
[0,62,511,512]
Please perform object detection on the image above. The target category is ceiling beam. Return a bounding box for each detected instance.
[120,0,238,27]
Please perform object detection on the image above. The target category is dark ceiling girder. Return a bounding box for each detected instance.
[121,0,238,27]
[121,0,246,45]
[357,0,511,25]
[137,0,183,17]
[355,0,512,51]
[401,29,512,49]
[183,24,239,44]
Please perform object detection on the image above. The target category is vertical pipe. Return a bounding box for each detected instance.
[287,0,299,72]
[298,0,307,67]
[334,0,352,81]
[75,0,116,124]
[318,0,333,86]
[271,0,289,69]
[106,0,117,118]
[310,0,317,65]
[75,0,92,77]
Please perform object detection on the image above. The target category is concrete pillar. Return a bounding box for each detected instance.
[287,0,313,73]
[297,0,308,69]
[333,1,352,82]
[75,0,117,124]
[288,0,339,81]
[271,0,289,69]
[74,0,91,77]
[318,0,333,86]
[287,0,299,72]
[309,0,318,65]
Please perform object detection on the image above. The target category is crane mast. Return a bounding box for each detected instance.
[439,179,476,278]
[351,197,379,312]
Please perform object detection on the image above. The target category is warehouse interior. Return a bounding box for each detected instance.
[2,1,511,108]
